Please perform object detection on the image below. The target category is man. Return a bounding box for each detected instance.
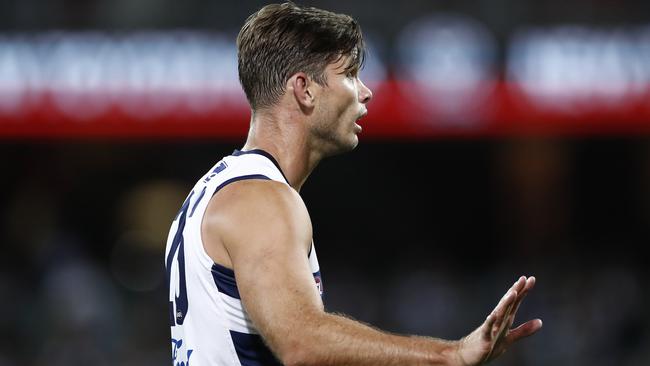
[165,2,542,365]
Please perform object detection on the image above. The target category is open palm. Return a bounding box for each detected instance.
[455,276,543,366]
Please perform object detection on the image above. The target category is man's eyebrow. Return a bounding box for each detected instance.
[339,51,362,75]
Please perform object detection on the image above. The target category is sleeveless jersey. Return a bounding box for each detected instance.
[164,149,323,366]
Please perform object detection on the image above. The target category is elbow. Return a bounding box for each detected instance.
[269,311,326,366]
[277,338,319,366]
[281,351,305,366]
[275,328,323,366]
[281,347,318,366]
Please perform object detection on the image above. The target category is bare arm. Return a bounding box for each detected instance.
[203,180,541,366]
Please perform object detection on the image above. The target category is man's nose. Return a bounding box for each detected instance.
[358,79,373,104]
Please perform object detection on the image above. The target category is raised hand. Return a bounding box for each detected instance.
[454,276,543,366]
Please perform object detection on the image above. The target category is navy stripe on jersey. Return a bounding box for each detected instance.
[232,149,290,184]
[211,262,323,300]
[212,174,271,197]
[189,186,207,218]
[211,262,240,299]
[230,330,283,366]
[208,172,273,301]
[209,172,273,300]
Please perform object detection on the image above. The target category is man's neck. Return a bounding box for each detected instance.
[242,111,322,192]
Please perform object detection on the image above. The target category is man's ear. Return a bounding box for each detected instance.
[288,72,316,110]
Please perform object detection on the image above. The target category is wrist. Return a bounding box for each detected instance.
[421,338,464,366]
[443,338,467,366]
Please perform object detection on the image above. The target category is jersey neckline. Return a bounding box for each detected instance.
[232,149,290,184]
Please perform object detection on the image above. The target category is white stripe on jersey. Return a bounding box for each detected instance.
[218,292,258,334]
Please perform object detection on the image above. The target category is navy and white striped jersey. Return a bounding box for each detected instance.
[165,149,323,366]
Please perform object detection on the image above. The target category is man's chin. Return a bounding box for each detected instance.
[349,134,360,150]
[341,132,360,151]
[321,135,359,158]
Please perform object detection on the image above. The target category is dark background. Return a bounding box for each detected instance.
[2,138,649,365]
[2,1,650,365]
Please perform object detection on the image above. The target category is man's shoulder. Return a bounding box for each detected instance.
[213,178,302,210]
[203,176,312,261]
[204,178,309,235]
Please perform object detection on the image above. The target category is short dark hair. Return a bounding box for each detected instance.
[237,2,365,110]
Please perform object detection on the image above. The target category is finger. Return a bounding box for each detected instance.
[495,295,518,339]
[505,294,528,331]
[494,287,518,315]
[505,276,530,315]
[507,277,528,315]
[492,290,518,336]
[490,278,527,339]
[513,277,535,311]
[520,276,536,296]
[505,319,543,343]
[506,277,536,327]
[482,312,497,340]
[511,276,527,294]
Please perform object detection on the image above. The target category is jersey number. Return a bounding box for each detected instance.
[167,163,225,326]
[166,191,194,326]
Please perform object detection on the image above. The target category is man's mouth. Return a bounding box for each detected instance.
[356,110,368,122]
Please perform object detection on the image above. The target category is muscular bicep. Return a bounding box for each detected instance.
[233,218,324,350]
[203,180,323,359]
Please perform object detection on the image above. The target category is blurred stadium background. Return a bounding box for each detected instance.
[1,0,649,365]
